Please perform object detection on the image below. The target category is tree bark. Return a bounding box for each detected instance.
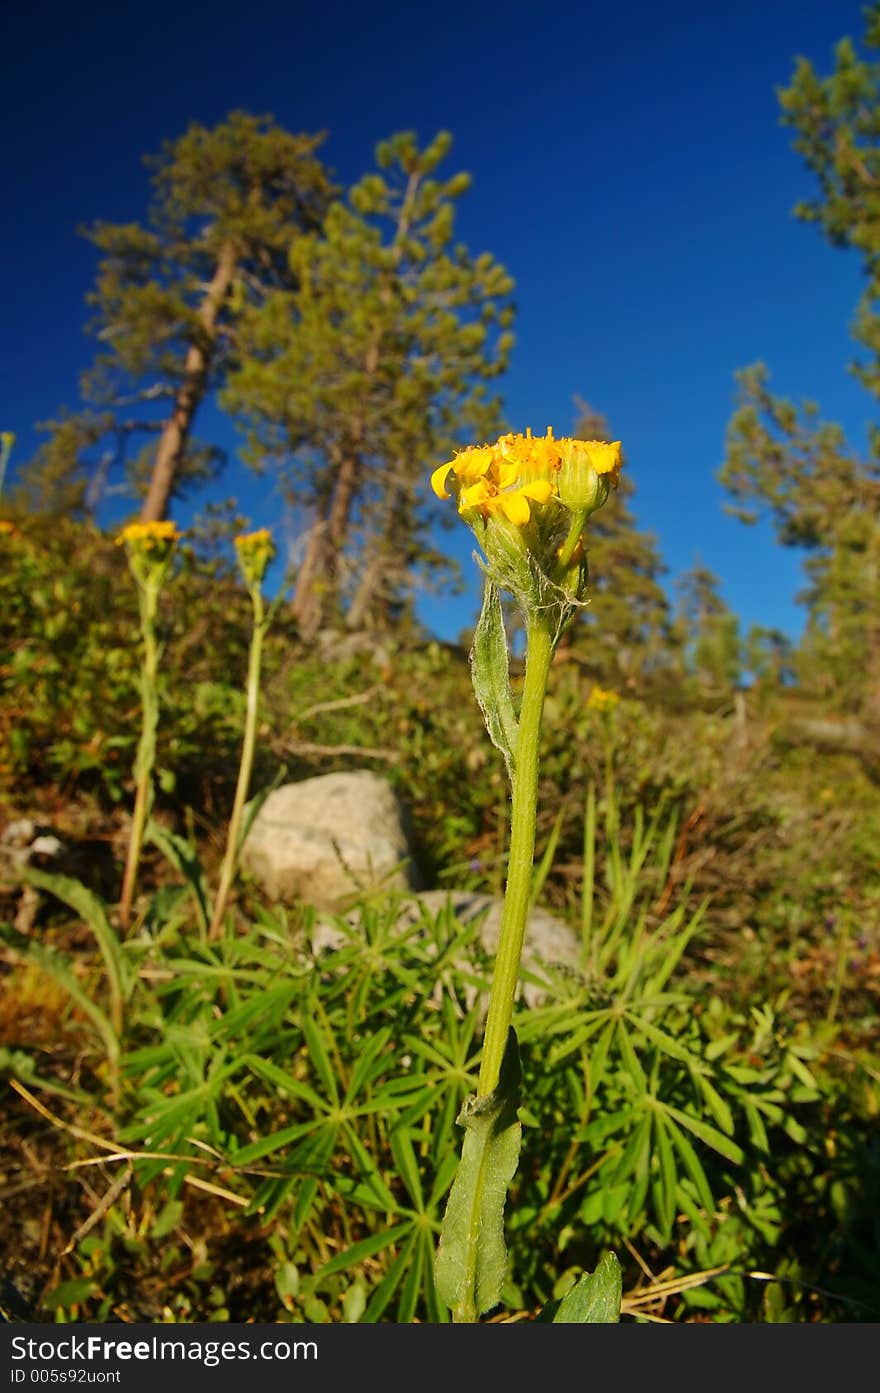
[291,512,330,639]
[140,241,237,522]
[292,447,361,640]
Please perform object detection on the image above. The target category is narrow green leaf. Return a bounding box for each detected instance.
[344,1025,393,1102]
[664,1103,744,1165]
[624,1011,707,1072]
[740,1095,770,1153]
[0,925,119,1063]
[435,1028,522,1321]
[653,1111,678,1239]
[665,1118,715,1215]
[240,1055,326,1112]
[301,1012,340,1104]
[609,1110,651,1188]
[144,820,210,933]
[390,1127,425,1210]
[550,1251,622,1323]
[469,578,518,781]
[363,1239,416,1323]
[615,1019,648,1090]
[530,805,566,909]
[21,867,129,1027]
[693,1072,735,1137]
[231,1117,325,1166]
[316,1220,413,1278]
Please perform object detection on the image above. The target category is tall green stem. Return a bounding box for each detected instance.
[209,588,265,940]
[478,615,553,1095]
[119,580,160,931]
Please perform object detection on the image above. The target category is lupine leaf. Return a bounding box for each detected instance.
[435,1028,522,1321]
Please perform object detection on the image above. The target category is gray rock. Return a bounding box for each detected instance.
[241,770,419,911]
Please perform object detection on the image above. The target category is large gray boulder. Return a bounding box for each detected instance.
[240,770,419,911]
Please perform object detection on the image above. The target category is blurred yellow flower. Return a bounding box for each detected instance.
[587,685,619,713]
[117,520,182,550]
[234,528,276,588]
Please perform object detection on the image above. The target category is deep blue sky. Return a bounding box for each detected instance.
[1,0,872,643]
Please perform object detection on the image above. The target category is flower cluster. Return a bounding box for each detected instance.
[432,428,621,527]
[117,520,181,589]
[117,520,182,553]
[234,528,276,591]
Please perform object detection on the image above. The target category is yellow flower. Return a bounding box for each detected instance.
[234,528,276,588]
[117,520,182,550]
[431,428,621,528]
[431,444,496,500]
[587,684,619,713]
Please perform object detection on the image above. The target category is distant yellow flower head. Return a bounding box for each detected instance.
[0,432,15,452]
[117,519,181,586]
[234,528,275,589]
[0,518,22,539]
[587,684,619,714]
[117,520,182,551]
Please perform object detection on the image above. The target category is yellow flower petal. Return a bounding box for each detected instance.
[431,463,454,499]
[520,480,555,504]
[496,490,532,526]
[459,479,492,511]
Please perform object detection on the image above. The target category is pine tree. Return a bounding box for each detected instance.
[720,365,880,716]
[718,8,880,720]
[676,562,742,701]
[17,113,333,520]
[223,130,515,639]
[778,3,880,399]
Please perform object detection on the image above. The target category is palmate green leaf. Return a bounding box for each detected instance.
[434,1028,522,1322]
[549,1251,622,1323]
[469,577,518,782]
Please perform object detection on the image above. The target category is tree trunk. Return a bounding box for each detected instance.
[346,548,384,631]
[140,241,237,522]
[291,513,330,639]
[292,449,361,640]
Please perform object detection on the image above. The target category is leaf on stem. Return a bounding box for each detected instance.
[549,1250,622,1323]
[469,576,518,782]
[435,1027,522,1321]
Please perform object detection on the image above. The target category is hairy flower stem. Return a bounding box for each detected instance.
[209,587,266,940]
[478,615,554,1096]
[119,580,161,932]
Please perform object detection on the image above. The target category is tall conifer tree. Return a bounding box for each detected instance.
[224,130,515,638]
[18,113,332,520]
